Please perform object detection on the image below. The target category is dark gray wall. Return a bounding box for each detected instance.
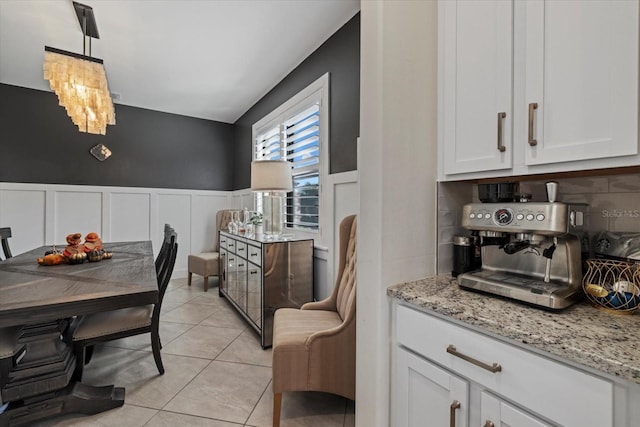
[0,83,234,190]
[0,13,359,191]
[232,13,360,190]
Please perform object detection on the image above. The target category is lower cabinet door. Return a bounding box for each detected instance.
[226,252,237,299]
[235,257,247,312]
[246,262,262,328]
[481,391,552,427]
[219,248,227,294]
[394,347,469,427]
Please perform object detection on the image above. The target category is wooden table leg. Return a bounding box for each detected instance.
[0,320,125,426]
[0,383,124,427]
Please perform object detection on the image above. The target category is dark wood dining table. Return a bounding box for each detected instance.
[0,241,158,426]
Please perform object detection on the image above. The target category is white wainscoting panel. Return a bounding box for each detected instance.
[1,177,360,285]
[55,191,103,243]
[158,193,192,275]
[235,191,254,211]
[314,255,329,301]
[0,188,46,256]
[190,194,230,251]
[331,171,359,291]
[110,192,151,242]
[0,183,232,279]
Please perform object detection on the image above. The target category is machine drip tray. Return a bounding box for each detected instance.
[458,270,582,309]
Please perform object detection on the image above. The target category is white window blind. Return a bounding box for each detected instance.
[254,102,321,232]
[253,74,328,236]
[255,125,282,161]
[284,103,320,230]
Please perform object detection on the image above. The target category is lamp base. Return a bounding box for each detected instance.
[263,193,284,237]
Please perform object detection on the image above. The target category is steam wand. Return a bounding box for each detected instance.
[542,237,558,283]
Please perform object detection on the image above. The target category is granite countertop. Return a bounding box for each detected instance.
[387,275,640,385]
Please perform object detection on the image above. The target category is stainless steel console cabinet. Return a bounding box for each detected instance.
[219,231,314,348]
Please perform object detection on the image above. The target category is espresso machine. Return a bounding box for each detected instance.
[457,182,588,309]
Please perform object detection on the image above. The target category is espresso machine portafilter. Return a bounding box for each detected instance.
[456,182,588,309]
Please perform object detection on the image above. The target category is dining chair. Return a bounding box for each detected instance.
[155,223,175,274]
[0,227,13,260]
[70,226,178,381]
[187,209,237,292]
[271,215,357,427]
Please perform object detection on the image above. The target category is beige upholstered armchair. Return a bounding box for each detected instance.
[271,215,357,427]
[188,209,236,292]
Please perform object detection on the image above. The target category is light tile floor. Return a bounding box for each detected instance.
[33,277,355,427]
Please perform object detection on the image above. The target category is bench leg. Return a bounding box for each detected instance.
[203,276,209,292]
[188,272,192,286]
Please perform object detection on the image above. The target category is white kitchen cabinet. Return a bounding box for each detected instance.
[438,0,639,180]
[392,303,616,427]
[481,391,552,427]
[441,0,513,175]
[524,0,639,166]
[394,347,469,427]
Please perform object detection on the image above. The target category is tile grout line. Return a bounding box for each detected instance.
[244,378,273,427]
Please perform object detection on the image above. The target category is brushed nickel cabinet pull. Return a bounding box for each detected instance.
[528,102,538,146]
[446,345,502,373]
[497,112,506,152]
[450,400,461,427]
[484,421,495,427]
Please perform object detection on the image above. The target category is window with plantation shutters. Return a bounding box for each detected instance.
[255,125,282,161]
[252,74,328,235]
[284,103,320,230]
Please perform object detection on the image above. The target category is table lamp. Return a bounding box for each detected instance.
[251,160,292,237]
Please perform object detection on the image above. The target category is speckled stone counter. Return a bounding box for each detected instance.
[387,275,640,385]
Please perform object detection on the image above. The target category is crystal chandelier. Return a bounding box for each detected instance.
[43,2,115,135]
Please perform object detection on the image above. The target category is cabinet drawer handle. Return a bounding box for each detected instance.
[446,345,502,373]
[484,421,495,427]
[250,252,258,256]
[528,102,538,146]
[449,400,460,427]
[497,112,506,152]
[250,271,258,275]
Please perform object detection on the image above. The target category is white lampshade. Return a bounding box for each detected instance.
[251,160,292,192]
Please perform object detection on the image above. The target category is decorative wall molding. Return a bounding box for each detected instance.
[0,182,232,277]
[1,172,357,298]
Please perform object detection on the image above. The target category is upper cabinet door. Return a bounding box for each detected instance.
[524,0,639,165]
[442,0,513,175]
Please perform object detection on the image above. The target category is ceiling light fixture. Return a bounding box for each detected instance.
[43,2,115,135]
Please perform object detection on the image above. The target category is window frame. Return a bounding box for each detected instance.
[252,73,329,245]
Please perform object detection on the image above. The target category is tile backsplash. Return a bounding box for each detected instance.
[437,173,640,274]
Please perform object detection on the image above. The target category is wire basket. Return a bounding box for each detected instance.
[582,259,640,313]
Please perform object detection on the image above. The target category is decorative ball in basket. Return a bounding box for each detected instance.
[582,259,640,313]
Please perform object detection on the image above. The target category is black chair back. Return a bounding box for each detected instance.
[0,227,12,260]
[152,229,178,322]
[155,224,174,274]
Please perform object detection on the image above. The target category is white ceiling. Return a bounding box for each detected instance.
[0,0,360,123]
